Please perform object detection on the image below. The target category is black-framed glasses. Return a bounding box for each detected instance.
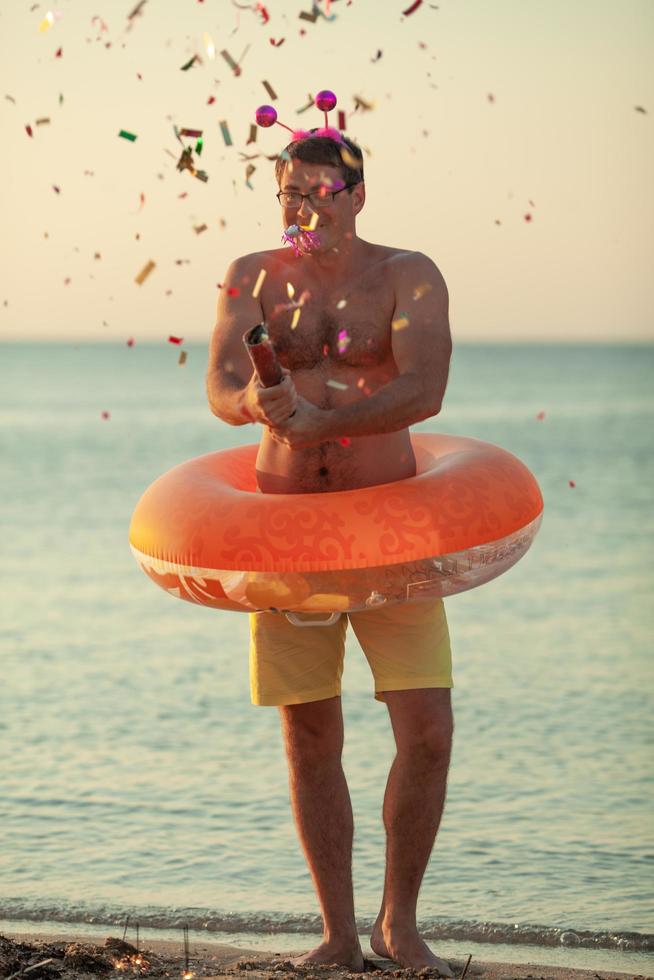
[276,182,359,209]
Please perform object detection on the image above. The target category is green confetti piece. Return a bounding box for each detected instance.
[180,55,198,71]
[219,120,232,147]
[195,137,203,156]
[118,129,137,142]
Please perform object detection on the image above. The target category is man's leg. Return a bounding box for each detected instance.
[279,695,364,971]
[371,688,455,975]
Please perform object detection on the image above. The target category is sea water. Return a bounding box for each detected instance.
[1,342,653,971]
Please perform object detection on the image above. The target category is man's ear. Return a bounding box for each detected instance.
[352,182,365,216]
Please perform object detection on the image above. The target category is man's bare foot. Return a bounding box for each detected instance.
[290,939,365,971]
[370,921,454,976]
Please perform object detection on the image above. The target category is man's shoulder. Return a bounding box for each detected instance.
[229,248,288,272]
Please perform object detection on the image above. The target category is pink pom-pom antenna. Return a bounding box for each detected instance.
[254,89,341,144]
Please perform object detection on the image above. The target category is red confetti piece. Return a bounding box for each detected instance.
[227,287,240,297]
[55,47,62,57]
[168,335,183,344]
[269,37,286,46]
[536,411,545,420]
[524,213,533,222]
[127,338,135,346]
[323,344,329,356]
[137,72,143,80]
[101,411,110,419]
[25,124,33,137]
[257,2,270,24]
[53,185,60,193]
[207,95,216,104]
[402,0,423,15]
[338,437,351,447]
[569,480,576,488]
[338,110,346,130]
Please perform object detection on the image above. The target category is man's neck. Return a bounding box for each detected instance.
[303,235,365,281]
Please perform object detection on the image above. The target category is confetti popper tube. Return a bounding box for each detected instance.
[219,120,232,146]
[134,260,155,284]
[243,323,283,387]
[262,80,277,100]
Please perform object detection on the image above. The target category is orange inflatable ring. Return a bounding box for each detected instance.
[129,432,543,624]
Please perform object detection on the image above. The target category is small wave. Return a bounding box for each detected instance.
[0,902,651,952]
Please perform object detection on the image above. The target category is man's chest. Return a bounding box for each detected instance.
[261,272,396,372]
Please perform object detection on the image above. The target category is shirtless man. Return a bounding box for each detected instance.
[206,131,454,975]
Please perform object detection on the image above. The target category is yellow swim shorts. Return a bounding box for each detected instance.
[248,598,453,707]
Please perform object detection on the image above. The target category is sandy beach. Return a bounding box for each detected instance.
[1,931,649,980]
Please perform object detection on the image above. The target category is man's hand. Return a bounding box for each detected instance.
[244,367,298,425]
[269,395,332,450]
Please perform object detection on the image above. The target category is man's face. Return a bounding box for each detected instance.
[278,160,365,254]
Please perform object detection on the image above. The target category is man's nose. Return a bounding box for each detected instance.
[296,198,316,221]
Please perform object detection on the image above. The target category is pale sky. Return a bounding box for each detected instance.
[1,0,653,342]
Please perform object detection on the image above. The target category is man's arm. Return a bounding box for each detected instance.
[317,252,452,440]
[206,254,263,425]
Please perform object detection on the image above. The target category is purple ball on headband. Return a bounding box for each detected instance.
[255,104,277,127]
[315,90,337,112]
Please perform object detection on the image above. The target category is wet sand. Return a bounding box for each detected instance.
[1,931,648,980]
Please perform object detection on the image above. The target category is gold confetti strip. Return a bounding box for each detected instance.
[290,308,301,330]
[413,282,433,300]
[392,314,410,331]
[194,223,208,234]
[262,80,278,100]
[326,379,348,390]
[307,212,319,231]
[135,259,156,285]
[336,298,347,309]
[339,146,362,170]
[246,124,257,144]
[39,11,55,31]
[35,117,51,125]
[252,268,267,298]
[353,95,374,111]
[178,350,187,366]
[203,32,216,59]
[299,9,319,23]
[296,95,315,114]
[286,282,295,299]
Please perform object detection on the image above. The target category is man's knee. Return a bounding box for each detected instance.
[386,689,454,763]
[279,695,344,765]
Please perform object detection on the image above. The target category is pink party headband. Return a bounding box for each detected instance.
[254,89,344,144]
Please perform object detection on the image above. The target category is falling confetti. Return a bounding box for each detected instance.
[299,8,319,23]
[220,49,241,75]
[402,0,423,15]
[371,49,382,62]
[168,335,183,344]
[219,120,233,146]
[227,287,240,297]
[127,338,135,346]
[336,298,347,309]
[326,379,348,390]
[135,260,156,284]
[25,124,33,137]
[536,411,546,420]
[290,308,302,330]
[262,79,278,100]
[337,329,351,353]
[568,480,576,488]
[180,127,202,138]
[118,129,137,141]
[338,110,346,129]
[101,411,110,420]
[392,313,410,331]
[194,223,208,234]
[412,282,432,300]
[178,350,187,366]
[269,37,285,46]
[338,437,351,446]
[39,11,55,32]
[252,268,267,298]
[203,32,216,58]
[180,55,199,71]
[246,123,257,143]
